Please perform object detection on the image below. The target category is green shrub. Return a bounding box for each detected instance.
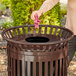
[60,4,67,16]
[75,52,76,56]
[10,0,62,27]
[0,4,6,15]
[2,21,12,29]
[0,0,11,8]
[0,4,6,11]
[0,0,11,15]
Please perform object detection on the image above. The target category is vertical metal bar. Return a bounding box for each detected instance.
[39,26,41,34]
[5,32,9,38]
[9,30,14,38]
[54,27,58,35]
[12,58,14,76]
[13,29,17,36]
[27,61,31,76]
[45,62,48,76]
[14,59,15,76]
[33,27,36,35]
[22,57,25,76]
[17,28,20,35]
[17,60,20,76]
[39,62,42,76]
[65,58,67,76]
[55,60,58,76]
[59,59,62,76]
[64,58,66,76]
[50,61,53,76]
[28,26,30,34]
[22,27,25,35]
[58,29,63,37]
[63,31,67,39]
[50,27,53,34]
[11,57,12,76]
[7,31,11,38]
[63,59,64,76]
[33,62,36,76]
[45,26,47,34]
[8,57,10,76]
[61,30,65,38]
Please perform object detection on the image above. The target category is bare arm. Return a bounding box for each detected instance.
[31,0,60,20]
[39,0,60,14]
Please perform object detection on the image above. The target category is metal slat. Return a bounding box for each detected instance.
[17,28,20,35]
[13,29,17,36]
[50,61,53,76]
[54,28,58,35]
[45,62,48,76]
[33,62,36,76]
[44,26,47,34]
[63,59,64,76]
[50,27,53,34]
[9,30,14,38]
[22,57,25,76]
[17,60,20,76]
[59,59,62,76]
[39,26,41,34]
[22,27,25,35]
[11,58,12,76]
[39,62,42,76]
[27,61,31,76]
[13,59,15,76]
[55,60,58,76]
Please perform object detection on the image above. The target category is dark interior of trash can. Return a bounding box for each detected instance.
[25,36,49,43]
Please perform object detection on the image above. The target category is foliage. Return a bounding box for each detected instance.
[2,21,12,29]
[0,0,11,15]
[0,4,6,15]
[10,0,62,27]
[0,0,11,8]
[40,2,62,26]
[75,52,76,55]
[0,4,6,11]
[60,4,67,16]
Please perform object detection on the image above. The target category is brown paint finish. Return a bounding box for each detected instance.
[2,25,74,76]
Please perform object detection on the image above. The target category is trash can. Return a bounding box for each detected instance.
[2,25,74,76]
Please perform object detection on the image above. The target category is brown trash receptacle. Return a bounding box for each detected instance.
[2,25,74,76]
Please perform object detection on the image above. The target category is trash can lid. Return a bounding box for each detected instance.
[2,25,74,45]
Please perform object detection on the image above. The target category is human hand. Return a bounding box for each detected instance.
[31,10,42,20]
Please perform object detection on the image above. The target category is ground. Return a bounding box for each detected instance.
[0,15,76,76]
[0,49,8,76]
[67,55,76,76]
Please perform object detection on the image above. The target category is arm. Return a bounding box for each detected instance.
[31,0,60,20]
[39,0,60,14]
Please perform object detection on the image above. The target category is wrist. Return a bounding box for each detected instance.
[38,9,43,16]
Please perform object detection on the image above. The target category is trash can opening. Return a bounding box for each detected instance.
[25,36,50,43]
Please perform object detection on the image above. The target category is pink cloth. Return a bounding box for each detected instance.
[34,14,41,28]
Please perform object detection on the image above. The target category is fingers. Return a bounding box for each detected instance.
[31,11,41,20]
